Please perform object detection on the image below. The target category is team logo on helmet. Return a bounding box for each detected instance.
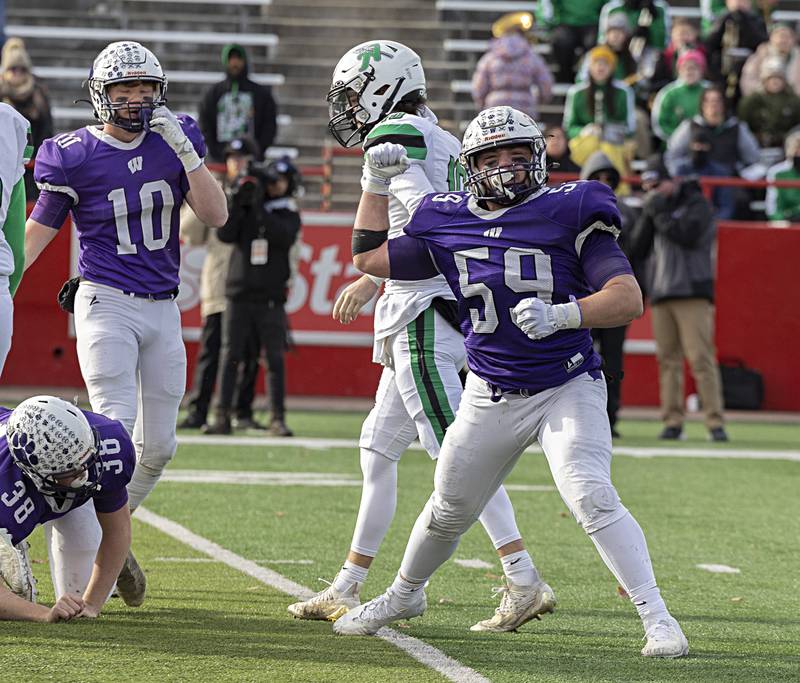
[461,106,548,206]
[86,41,168,132]
[327,40,426,148]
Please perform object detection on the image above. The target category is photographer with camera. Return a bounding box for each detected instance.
[180,138,263,432]
[207,157,302,437]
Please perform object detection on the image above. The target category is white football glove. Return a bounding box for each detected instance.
[361,142,411,195]
[511,296,582,341]
[149,106,202,172]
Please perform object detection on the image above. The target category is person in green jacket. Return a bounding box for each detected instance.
[598,0,672,58]
[766,130,800,222]
[651,49,710,142]
[737,59,800,149]
[536,0,608,82]
[0,102,31,376]
[564,46,636,190]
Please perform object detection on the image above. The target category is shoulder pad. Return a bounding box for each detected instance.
[177,114,208,160]
[34,130,92,197]
[364,115,428,160]
[405,191,467,236]
[575,180,621,232]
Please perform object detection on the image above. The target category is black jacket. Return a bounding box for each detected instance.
[218,195,301,304]
[629,179,716,304]
[198,44,278,162]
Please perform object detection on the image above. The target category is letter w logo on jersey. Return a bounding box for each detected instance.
[483,226,503,238]
[127,156,143,174]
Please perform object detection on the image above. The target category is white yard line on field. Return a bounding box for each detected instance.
[177,434,800,462]
[135,507,490,683]
[159,469,556,492]
[154,556,315,565]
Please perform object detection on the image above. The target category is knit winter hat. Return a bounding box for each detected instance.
[760,57,786,82]
[1,38,33,72]
[677,49,707,72]
[587,45,618,71]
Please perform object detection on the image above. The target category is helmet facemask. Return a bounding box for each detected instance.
[327,70,377,148]
[88,78,166,132]
[464,137,548,206]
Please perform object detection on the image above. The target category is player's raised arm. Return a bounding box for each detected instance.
[149,107,228,228]
[351,142,411,277]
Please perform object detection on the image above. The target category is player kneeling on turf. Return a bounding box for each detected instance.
[0,396,135,621]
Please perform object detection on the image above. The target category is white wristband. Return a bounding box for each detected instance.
[361,170,391,196]
[366,274,385,286]
[555,300,582,330]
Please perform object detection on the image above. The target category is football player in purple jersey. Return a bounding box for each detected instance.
[333,106,689,658]
[0,395,135,622]
[21,42,227,607]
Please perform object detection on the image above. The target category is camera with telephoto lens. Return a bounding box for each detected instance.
[233,157,303,206]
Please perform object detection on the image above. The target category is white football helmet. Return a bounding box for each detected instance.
[461,106,548,205]
[87,41,167,132]
[327,40,426,148]
[6,396,102,499]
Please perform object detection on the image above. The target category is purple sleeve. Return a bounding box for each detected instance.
[579,181,622,231]
[580,231,633,291]
[29,189,73,229]
[388,235,439,280]
[87,412,135,514]
[93,484,128,514]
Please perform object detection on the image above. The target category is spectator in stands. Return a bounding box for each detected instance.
[740,23,800,97]
[630,154,728,442]
[665,85,760,179]
[598,0,672,59]
[650,18,705,94]
[563,46,635,188]
[199,43,278,164]
[577,13,659,159]
[536,0,607,83]
[208,158,302,437]
[704,0,768,106]
[471,12,553,120]
[765,129,800,222]
[666,85,761,219]
[651,50,709,142]
[737,59,800,149]
[0,37,52,199]
[577,13,638,83]
[180,138,262,431]
[580,151,641,437]
[545,124,581,174]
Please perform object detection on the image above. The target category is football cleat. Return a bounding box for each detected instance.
[116,550,147,607]
[288,579,361,622]
[641,616,689,658]
[470,578,556,632]
[332,585,426,636]
[0,532,37,602]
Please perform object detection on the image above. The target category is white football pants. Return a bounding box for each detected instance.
[400,371,632,582]
[0,276,12,378]
[73,281,186,510]
[351,307,522,557]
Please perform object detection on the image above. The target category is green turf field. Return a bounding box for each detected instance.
[2,411,798,682]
